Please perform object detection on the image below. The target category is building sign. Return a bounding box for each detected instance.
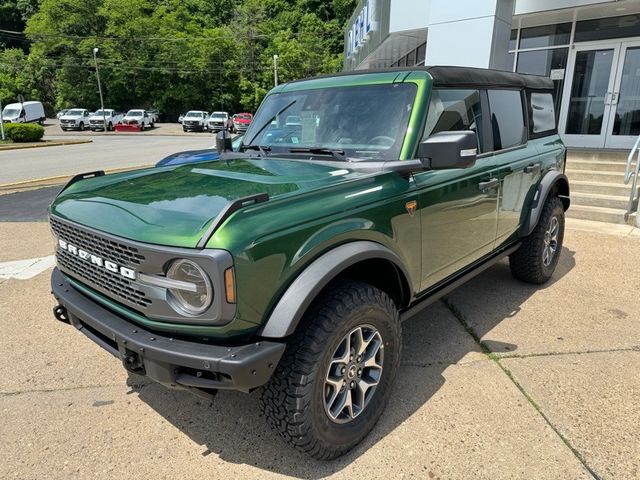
[346,0,377,58]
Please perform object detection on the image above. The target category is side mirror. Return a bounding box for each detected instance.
[216,130,232,153]
[417,130,478,170]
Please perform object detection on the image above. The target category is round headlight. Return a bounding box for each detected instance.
[166,259,212,316]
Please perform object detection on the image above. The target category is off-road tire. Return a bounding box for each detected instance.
[261,280,401,460]
[510,195,564,284]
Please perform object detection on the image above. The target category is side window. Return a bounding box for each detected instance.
[423,88,485,153]
[528,91,556,135]
[487,89,525,151]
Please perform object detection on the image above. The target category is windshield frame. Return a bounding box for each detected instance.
[241,82,419,162]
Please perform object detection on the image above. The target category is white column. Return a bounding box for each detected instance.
[425,0,514,70]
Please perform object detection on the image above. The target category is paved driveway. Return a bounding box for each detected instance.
[0,212,638,479]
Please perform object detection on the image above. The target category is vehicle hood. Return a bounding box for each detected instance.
[234,118,251,124]
[50,155,374,248]
[60,114,84,120]
[209,117,226,123]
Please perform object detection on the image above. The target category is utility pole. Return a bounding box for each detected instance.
[93,47,107,132]
[0,98,5,141]
[273,54,279,86]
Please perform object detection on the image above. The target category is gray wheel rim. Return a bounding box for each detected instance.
[543,216,560,266]
[323,324,384,424]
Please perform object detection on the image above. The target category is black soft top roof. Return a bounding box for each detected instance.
[426,66,554,90]
[286,65,554,91]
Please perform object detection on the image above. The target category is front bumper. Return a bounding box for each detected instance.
[51,268,285,394]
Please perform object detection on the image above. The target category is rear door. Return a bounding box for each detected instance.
[487,89,541,245]
[414,88,499,291]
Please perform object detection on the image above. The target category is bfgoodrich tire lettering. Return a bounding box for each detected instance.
[510,195,565,284]
[261,280,401,460]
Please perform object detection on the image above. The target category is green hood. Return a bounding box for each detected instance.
[50,157,368,248]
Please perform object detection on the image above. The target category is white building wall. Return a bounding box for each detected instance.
[389,0,430,32]
[425,0,514,70]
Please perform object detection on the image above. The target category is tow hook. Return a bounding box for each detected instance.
[53,304,69,323]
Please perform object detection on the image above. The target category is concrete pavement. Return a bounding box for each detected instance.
[0,134,215,185]
[1,219,638,478]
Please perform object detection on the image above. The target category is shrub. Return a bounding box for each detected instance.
[4,123,45,142]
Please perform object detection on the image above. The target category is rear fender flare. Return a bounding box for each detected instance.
[259,241,412,339]
[521,171,570,237]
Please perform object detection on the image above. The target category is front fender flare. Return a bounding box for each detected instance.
[259,241,412,339]
[521,171,570,237]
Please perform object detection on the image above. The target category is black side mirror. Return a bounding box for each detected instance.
[417,130,478,170]
[216,130,232,153]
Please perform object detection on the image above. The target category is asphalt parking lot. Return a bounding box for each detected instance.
[1,182,639,479]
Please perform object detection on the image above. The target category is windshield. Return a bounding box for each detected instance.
[237,114,252,120]
[186,112,202,117]
[67,109,85,116]
[210,113,225,119]
[2,108,21,117]
[93,110,110,115]
[127,111,143,117]
[243,83,416,160]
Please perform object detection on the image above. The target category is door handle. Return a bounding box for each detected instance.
[524,163,541,174]
[478,178,499,191]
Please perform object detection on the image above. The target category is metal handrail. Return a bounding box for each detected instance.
[624,135,640,215]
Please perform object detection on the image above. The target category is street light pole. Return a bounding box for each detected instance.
[273,54,279,86]
[93,47,107,133]
[0,98,5,141]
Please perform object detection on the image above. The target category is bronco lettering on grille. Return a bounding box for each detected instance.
[58,239,136,280]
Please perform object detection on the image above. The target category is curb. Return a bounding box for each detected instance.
[0,139,93,151]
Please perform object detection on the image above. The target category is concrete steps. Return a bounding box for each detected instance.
[565,149,637,226]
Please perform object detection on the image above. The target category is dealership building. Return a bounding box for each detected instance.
[344,0,640,150]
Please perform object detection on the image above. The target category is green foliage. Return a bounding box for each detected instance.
[4,122,45,142]
[0,0,356,118]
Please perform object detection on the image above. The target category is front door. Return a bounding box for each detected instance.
[560,39,640,149]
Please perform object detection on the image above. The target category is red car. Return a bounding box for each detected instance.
[231,112,253,133]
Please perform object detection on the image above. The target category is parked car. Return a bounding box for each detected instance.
[59,108,91,131]
[2,101,46,124]
[121,109,153,130]
[207,111,228,132]
[182,111,209,132]
[88,109,123,131]
[56,109,69,119]
[48,66,568,460]
[231,112,253,133]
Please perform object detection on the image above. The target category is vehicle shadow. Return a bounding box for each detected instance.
[129,246,576,478]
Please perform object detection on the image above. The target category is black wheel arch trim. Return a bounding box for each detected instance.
[259,241,413,339]
[521,170,569,237]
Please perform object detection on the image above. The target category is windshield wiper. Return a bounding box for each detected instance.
[288,147,347,161]
[239,144,271,156]
[245,100,297,145]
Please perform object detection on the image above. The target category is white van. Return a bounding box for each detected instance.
[1,101,46,124]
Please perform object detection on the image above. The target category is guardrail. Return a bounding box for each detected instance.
[624,135,640,217]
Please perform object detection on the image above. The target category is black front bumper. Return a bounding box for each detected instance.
[51,268,285,394]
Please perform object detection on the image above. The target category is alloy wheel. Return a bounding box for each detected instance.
[323,325,384,424]
[543,216,559,266]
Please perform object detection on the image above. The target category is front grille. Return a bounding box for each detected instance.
[51,217,151,309]
[90,120,103,125]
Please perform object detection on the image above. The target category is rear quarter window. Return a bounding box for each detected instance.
[528,91,556,136]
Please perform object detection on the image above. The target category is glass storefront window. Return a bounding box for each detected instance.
[575,14,640,43]
[519,23,571,49]
[406,49,416,66]
[416,42,426,64]
[509,29,517,51]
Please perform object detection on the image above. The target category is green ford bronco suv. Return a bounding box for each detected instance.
[50,66,569,459]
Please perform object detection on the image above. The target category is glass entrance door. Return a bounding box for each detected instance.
[604,41,640,148]
[560,39,640,149]
[560,44,619,148]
